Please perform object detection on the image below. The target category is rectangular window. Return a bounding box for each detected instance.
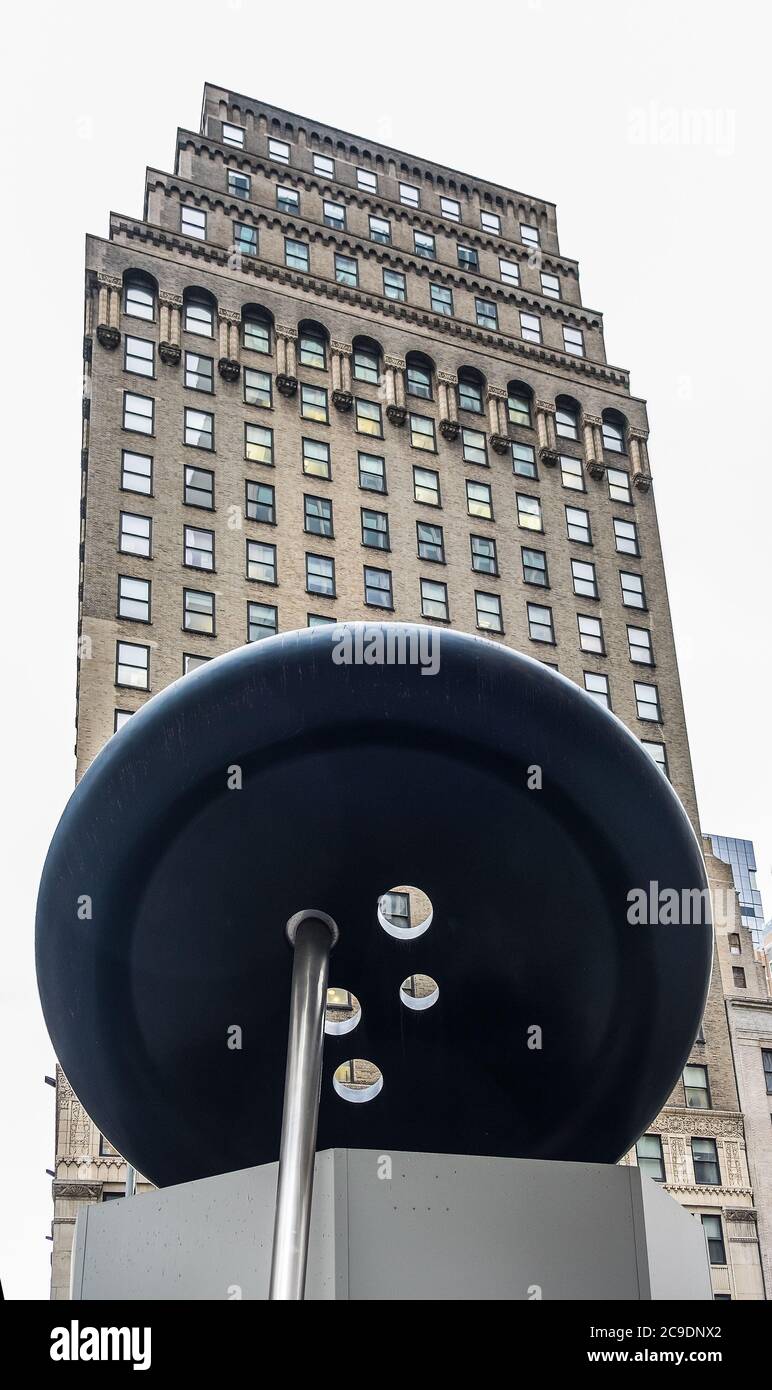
[302,437,331,478]
[285,238,309,271]
[184,465,214,509]
[243,314,271,354]
[245,423,274,465]
[475,297,498,330]
[244,367,272,409]
[691,1138,720,1185]
[246,480,276,524]
[571,558,598,598]
[462,428,487,466]
[458,376,483,413]
[418,522,445,563]
[481,210,500,233]
[119,512,151,557]
[116,641,149,689]
[636,1134,665,1182]
[409,413,436,452]
[305,495,333,537]
[306,553,335,596]
[414,467,440,507]
[441,196,461,222]
[361,508,389,550]
[276,185,299,213]
[563,326,584,356]
[357,167,377,192]
[300,384,329,423]
[520,223,540,246]
[354,345,379,384]
[584,671,610,707]
[684,1064,711,1110]
[620,570,646,609]
[457,244,479,271]
[608,467,632,504]
[313,153,334,176]
[512,442,537,478]
[247,602,277,642]
[247,540,277,585]
[335,253,358,287]
[560,455,585,491]
[400,182,420,208]
[228,168,250,198]
[183,654,210,674]
[556,405,579,440]
[499,257,520,285]
[222,122,244,148]
[528,603,554,644]
[384,269,406,302]
[578,614,604,654]
[358,452,386,493]
[234,222,258,256]
[324,199,346,230]
[184,408,214,450]
[508,390,531,428]
[522,547,548,586]
[299,331,326,370]
[117,575,150,623]
[121,450,152,495]
[517,493,542,531]
[269,138,290,164]
[369,216,391,245]
[114,710,133,730]
[183,589,215,635]
[566,505,591,545]
[355,398,383,437]
[540,271,560,299]
[471,535,498,575]
[123,392,154,435]
[124,280,154,320]
[124,336,154,378]
[642,741,669,777]
[364,566,393,609]
[414,231,435,259]
[762,1049,772,1095]
[406,361,432,398]
[635,681,661,722]
[628,626,653,665]
[614,518,640,555]
[184,525,214,571]
[701,1215,726,1266]
[729,933,741,954]
[181,205,206,239]
[185,352,214,393]
[184,297,213,337]
[733,966,747,988]
[467,480,493,519]
[421,578,449,621]
[430,283,453,316]
[520,312,541,343]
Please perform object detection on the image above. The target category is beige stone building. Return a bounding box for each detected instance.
[52,82,769,1297]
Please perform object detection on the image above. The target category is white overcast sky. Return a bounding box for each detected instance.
[1,0,770,1299]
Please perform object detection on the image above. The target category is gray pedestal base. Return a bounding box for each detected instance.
[71,1150,711,1300]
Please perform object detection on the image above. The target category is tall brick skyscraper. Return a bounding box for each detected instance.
[51,84,768,1297]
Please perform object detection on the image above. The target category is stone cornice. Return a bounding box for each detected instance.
[653,1109,745,1138]
[663,1182,754,1200]
[108,216,631,390]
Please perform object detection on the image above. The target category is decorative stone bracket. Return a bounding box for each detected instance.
[276,324,299,396]
[487,386,510,453]
[437,372,459,440]
[384,354,406,424]
[218,308,242,381]
[582,413,606,479]
[95,273,121,350]
[331,341,353,411]
[629,429,652,491]
[535,399,559,466]
[159,291,182,365]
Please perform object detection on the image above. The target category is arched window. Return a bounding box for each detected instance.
[602,409,627,454]
[183,287,217,338]
[406,352,433,400]
[123,272,156,322]
[555,396,580,442]
[242,305,273,355]
[353,336,381,385]
[507,380,533,428]
[298,320,328,371]
[458,368,485,415]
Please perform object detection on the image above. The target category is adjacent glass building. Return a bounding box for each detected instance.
[708,835,765,950]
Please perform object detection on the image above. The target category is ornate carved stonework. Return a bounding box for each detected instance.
[218,308,241,324]
[276,374,298,396]
[97,272,122,291]
[539,447,559,467]
[159,291,183,309]
[331,340,352,356]
[439,419,460,441]
[632,471,651,492]
[535,398,556,416]
[159,342,181,366]
[651,1112,745,1138]
[275,323,298,342]
[437,370,458,387]
[218,357,241,382]
[332,389,353,412]
[96,324,120,350]
[587,460,606,480]
[53,1181,102,1201]
[489,433,509,454]
[383,354,406,371]
[486,386,508,402]
[386,404,407,425]
[583,413,603,427]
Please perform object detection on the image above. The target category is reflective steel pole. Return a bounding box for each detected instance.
[269,911,338,1301]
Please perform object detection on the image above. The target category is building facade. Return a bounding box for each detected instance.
[707,834,766,950]
[52,83,767,1296]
